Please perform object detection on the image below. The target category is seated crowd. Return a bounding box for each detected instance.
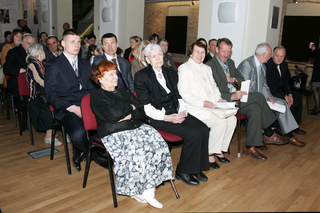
[1,25,315,209]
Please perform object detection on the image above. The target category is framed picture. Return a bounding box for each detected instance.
[271,6,279,29]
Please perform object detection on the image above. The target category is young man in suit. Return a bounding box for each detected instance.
[92,33,134,92]
[265,46,306,146]
[204,38,217,63]
[45,29,107,171]
[206,38,290,161]
[3,33,35,131]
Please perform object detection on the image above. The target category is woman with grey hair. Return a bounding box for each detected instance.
[130,40,150,79]
[25,43,62,146]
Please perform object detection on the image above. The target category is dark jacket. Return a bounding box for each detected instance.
[90,88,145,138]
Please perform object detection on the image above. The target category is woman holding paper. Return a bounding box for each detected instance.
[178,41,237,169]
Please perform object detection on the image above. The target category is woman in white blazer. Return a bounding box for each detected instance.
[178,41,237,169]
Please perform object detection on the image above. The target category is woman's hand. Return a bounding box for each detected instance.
[203,100,217,108]
[218,99,227,103]
[164,113,185,124]
[131,104,136,110]
[118,114,132,122]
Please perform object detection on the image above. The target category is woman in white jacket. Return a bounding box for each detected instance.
[178,41,237,169]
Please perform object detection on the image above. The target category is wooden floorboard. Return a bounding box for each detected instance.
[0,98,320,212]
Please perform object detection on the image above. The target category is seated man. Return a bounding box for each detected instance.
[158,38,178,72]
[135,43,210,186]
[238,43,306,147]
[203,38,217,63]
[206,38,289,161]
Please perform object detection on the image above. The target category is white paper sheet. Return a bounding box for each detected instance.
[240,80,250,103]
[214,102,236,109]
[267,101,286,113]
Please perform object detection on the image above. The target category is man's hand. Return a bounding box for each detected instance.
[226,76,235,83]
[267,97,276,104]
[285,94,293,108]
[231,91,247,101]
[68,105,82,118]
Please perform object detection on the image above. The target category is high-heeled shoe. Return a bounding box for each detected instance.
[214,153,230,163]
[310,109,320,115]
[209,154,220,169]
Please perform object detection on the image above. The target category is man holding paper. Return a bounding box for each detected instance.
[206,38,289,161]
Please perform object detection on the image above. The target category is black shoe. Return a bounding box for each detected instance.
[92,149,108,169]
[72,151,85,172]
[214,154,230,163]
[194,171,208,182]
[293,128,306,135]
[175,171,200,186]
[209,161,220,169]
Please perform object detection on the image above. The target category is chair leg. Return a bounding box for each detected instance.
[83,144,93,188]
[169,180,180,199]
[6,93,10,120]
[306,95,309,115]
[107,153,118,208]
[11,95,17,128]
[27,111,34,145]
[62,126,72,175]
[50,124,56,160]
[237,114,241,158]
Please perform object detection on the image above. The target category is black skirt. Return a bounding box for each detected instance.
[27,98,53,132]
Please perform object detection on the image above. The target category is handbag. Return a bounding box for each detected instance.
[289,65,308,90]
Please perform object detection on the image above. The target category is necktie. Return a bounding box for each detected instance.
[72,59,78,76]
[257,65,261,92]
[112,58,127,89]
[277,65,281,77]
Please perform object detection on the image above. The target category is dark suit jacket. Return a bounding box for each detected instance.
[266,58,292,100]
[205,56,244,101]
[163,53,177,72]
[92,54,134,92]
[44,49,57,62]
[44,53,96,120]
[203,53,213,64]
[134,65,181,128]
[3,45,27,95]
[123,47,131,61]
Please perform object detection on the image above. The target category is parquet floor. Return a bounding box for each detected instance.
[1,97,320,212]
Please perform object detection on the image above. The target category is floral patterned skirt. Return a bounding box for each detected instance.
[101,124,174,196]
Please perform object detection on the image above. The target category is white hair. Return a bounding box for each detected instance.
[144,43,162,57]
[26,43,44,62]
[255,43,271,56]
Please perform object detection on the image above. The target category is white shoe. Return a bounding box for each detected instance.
[45,137,62,146]
[131,195,147,203]
[141,188,163,209]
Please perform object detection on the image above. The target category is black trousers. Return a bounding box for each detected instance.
[153,114,210,174]
[290,91,302,124]
[60,112,89,155]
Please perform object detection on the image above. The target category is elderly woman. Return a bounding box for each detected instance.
[130,40,150,79]
[177,41,237,169]
[89,60,173,209]
[25,43,62,146]
[134,43,210,186]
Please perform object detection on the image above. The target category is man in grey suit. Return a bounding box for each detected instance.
[206,38,289,161]
[92,33,134,92]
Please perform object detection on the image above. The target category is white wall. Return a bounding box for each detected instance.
[198,0,214,42]
[286,2,320,16]
[265,0,283,52]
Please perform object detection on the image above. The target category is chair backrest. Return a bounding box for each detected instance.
[17,72,30,97]
[81,93,97,131]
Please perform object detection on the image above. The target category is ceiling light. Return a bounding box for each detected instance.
[293,0,299,4]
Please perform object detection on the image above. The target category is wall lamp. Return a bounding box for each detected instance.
[293,0,299,4]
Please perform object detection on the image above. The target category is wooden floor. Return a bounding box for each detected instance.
[1,99,320,213]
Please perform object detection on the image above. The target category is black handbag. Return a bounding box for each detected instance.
[289,65,308,90]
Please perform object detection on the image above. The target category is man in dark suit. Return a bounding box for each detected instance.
[206,38,289,161]
[158,38,178,72]
[44,35,60,62]
[92,33,134,92]
[265,46,306,146]
[204,38,217,63]
[135,43,210,186]
[3,33,35,131]
[45,29,106,171]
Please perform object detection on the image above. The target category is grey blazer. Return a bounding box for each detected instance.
[237,55,272,99]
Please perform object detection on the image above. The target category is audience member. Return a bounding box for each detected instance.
[3,33,35,131]
[158,38,178,72]
[89,60,173,209]
[44,35,60,62]
[0,31,11,53]
[86,44,100,65]
[81,34,88,46]
[130,40,150,79]
[39,32,48,50]
[196,38,207,48]
[149,33,159,44]
[1,29,22,66]
[20,20,31,34]
[206,38,290,161]
[116,47,123,58]
[124,36,142,63]
[14,19,24,30]
[265,46,307,145]
[178,41,237,169]
[135,43,210,186]
[25,43,62,146]
[204,38,217,63]
[63,22,70,31]
[310,43,320,115]
[44,29,106,172]
[92,33,134,92]
[81,34,96,59]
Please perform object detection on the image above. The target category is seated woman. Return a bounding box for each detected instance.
[134,43,210,186]
[124,36,142,63]
[25,43,62,145]
[89,60,174,209]
[86,44,100,65]
[130,40,150,79]
[1,29,22,66]
[177,41,237,169]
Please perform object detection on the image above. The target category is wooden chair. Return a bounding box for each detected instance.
[4,75,17,127]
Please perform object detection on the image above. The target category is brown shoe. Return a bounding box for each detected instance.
[256,143,268,151]
[242,147,267,161]
[289,136,306,147]
[263,132,290,145]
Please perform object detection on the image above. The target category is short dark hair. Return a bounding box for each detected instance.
[149,33,159,41]
[39,32,48,38]
[157,38,168,45]
[22,26,31,34]
[62,29,80,40]
[87,34,96,40]
[4,31,11,38]
[273,45,286,52]
[187,41,207,57]
[46,35,59,44]
[101,33,117,44]
[217,38,233,48]
[10,29,22,43]
[208,38,217,45]
[196,38,207,46]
